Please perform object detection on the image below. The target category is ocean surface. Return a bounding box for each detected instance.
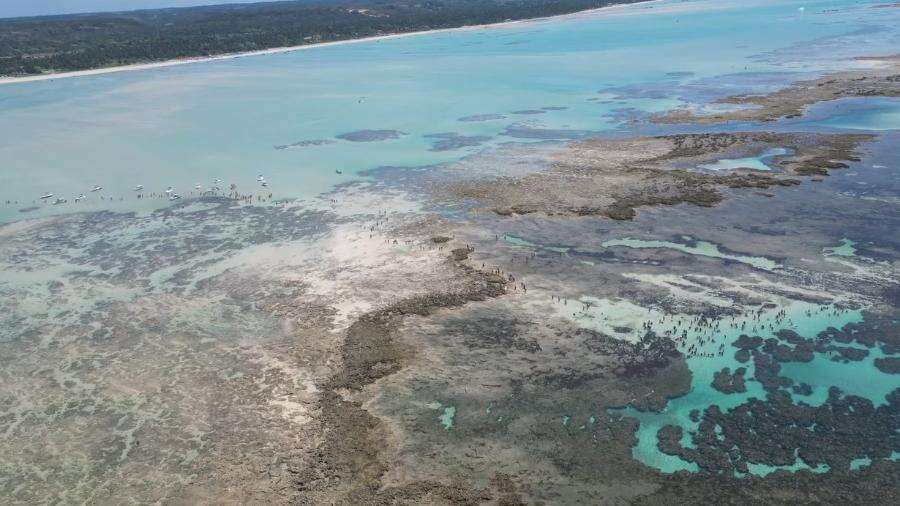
[1,0,898,224]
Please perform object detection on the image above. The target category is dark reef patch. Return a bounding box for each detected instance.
[424,132,492,152]
[336,129,407,142]
[875,357,900,374]
[711,367,747,394]
[330,266,507,391]
[300,260,512,502]
[579,329,682,381]
[437,314,541,353]
[274,139,334,150]
[501,124,596,140]
[458,113,506,122]
[732,334,764,350]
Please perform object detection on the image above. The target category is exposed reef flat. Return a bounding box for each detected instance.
[0,190,514,503]
[438,132,871,220]
[656,55,900,124]
[3,124,898,503]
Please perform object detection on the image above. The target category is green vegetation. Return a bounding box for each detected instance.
[0,0,643,77]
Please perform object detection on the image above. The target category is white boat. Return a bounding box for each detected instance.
[165,187,174,195]
[40,192,54,199]
[133,185,143,191]
[52,198,67,205]
[257,174,266,182]
[169,194,182,201]
[214,178,223,184]
[194,184,202,190]
[261,181,268,187]
[74,193,86,202]
[91,185,102,192]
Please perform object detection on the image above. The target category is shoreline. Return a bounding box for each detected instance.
[0,0,664,86]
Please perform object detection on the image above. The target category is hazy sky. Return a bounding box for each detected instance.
[0,1,263,19]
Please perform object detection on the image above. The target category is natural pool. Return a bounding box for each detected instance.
[504,234,781,271]
[607,300,899,475]
[601,237,781,270]
[823,238,857,257]
[697,147,790,171]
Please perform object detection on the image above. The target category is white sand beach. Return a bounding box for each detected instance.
[0,0,664,85]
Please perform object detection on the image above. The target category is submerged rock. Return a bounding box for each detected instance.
[732,334,763,350]
[711,367,747,394]
[874,357,900,374]
[336,129,407,142]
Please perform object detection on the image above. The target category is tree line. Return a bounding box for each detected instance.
[0,0,644,76]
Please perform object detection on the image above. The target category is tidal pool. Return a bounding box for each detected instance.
[440,406,457,430]
[823,238,857,257]
[697,147,790,171]
[601,237,781,270]
[503,233,571,254]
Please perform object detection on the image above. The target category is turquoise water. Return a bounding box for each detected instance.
[2,0,900,223]
[601,236,781,270]
[440,405,457,430]
[780,345,897,406]
[698,147,790,171]
[611,301,896,475]
[823,238,857,257]
[505,234,781,270]
[746,459,829,477]
[504,233,571,253]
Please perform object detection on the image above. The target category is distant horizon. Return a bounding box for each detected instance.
[0,0,267,19]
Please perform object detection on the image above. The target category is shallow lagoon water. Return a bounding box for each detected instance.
[799,97,900,131]
[2,0,900,223]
